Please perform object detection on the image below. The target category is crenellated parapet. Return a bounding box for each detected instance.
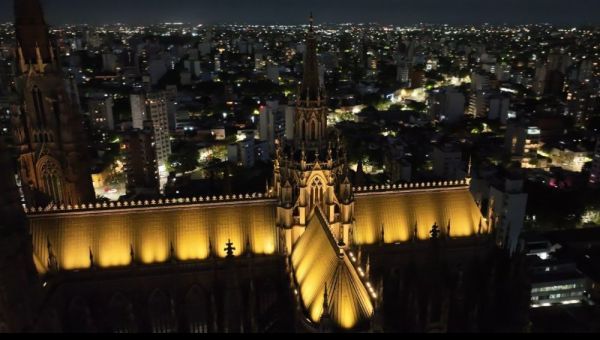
[24,192,271,215]
[354,179,471,195]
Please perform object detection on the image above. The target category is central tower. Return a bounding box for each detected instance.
[273,15,355,255]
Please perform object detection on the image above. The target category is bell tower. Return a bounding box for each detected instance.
[11,0,95,207]
[273,15,355,255]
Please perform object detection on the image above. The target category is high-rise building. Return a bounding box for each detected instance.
[130,93,146,130]
[145,92,172,192]
[121,128,159,195]
[533,63,547,97]
[88,96,115,131]
[468,91,488,118]
[396,61,410,84]
[259,100,286,153]
[489,175,528,256]
[266,62,280,84]
[432,143,464,180]
[471,72,491,92]
[102,53,118,73]
[578,59,593,82]
[11,0,94,206]
[488,93,510,123]
[505,124,542,168]
[129,91,171,191]
[428,87,465,124]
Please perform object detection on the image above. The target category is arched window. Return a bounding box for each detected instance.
[310,177,324,208]
[38,157,63,204]
[31,86,46,127]
[67,297,96,332]
[108,293,136,333]
[310,120,317,141]
[184,286,208,333]
[148,290,176,333]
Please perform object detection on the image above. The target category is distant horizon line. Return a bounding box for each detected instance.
[1,20,598,28]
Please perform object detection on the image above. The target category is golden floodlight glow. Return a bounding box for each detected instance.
[353,187,489,245]
[292,209,373,329]
[28,200,277,271]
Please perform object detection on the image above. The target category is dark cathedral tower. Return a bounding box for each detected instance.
[11,0,94,207]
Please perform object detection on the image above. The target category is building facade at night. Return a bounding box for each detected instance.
[0,1,532,333]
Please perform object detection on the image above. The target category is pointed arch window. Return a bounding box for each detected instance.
[40,159,63,204]
[149,290,176,333]
[184,286,208,333]
[310,177,324,208]
[31,86,46,127]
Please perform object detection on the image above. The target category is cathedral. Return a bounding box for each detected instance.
[0,1,530,333]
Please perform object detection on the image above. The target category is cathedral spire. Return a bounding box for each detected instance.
[300,13,322,102]
[14,0,52,70]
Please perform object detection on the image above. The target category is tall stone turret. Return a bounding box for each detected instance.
[11,0,95,207]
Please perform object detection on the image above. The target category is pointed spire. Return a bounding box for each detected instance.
[35,42,44,70]
[48,41,55,64]
[467,155,473,179]
[170,242,176,263]
[17,44,27,73]
[245,236,252,258]
[208,236,214,258]
[413,221,419,242]
[299,12,322,102]
[47,237,58,272]
[15,0,52,70]
[130,244,135,265]
[89,246,95,269]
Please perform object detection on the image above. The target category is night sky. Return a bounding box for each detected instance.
[1,0,599,25]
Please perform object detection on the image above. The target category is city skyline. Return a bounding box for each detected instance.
[1,0,599,26]
[1,0,599,334]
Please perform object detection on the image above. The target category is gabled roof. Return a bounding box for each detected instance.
[291,208,373,329]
